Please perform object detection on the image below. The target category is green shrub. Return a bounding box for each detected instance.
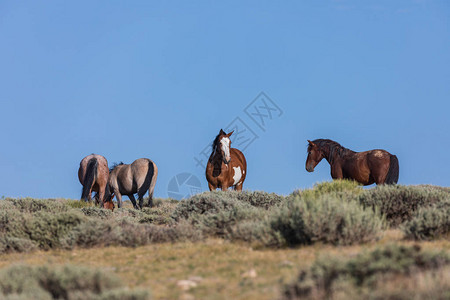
[152,197,180,206]
[62,219,116,249]
[3,198,69,213]
[229,190,286,209]
[358,185,449,227]
[227,219,283,247]
[416,184,450,194]
[81,207,113,219]
[171,191,250,220]
[402,199,450,240]
[172,191,285,222]
[283,244,450,299]
[0,200,16,211]
[171,191,269,237]
[26,211,85,249]
[360,266,450,300]
[0,264,149,300]
[97,289,150,300]
[0,210,85,252]
[271,194,383,246]
[63,218,202,249]
[293,180,362,199]
[192,204,264,237]
[114,208,146,219]
[0,237,37,253]
[0,209,29,239]
[66,199,95,209]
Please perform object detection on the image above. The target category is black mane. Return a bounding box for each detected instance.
[210,131,227,176]
[109,162,124,172]
[308,139,355,162]
[211,132,223,153]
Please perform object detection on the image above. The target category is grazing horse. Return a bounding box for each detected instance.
[78,154,114,210]
[206,129,247,191]
[108,158,158,209]
[305,139,399,185]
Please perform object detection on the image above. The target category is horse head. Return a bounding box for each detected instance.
[213,129,234,164]
[102,199,115,211]
[306,140,324,172]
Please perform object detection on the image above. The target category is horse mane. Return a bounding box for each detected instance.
[109,162,124,172]
[211,132,223,153]
[308,139,355,162]
[209,131,226,176]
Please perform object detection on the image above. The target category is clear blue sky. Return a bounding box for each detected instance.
[1,1,449,199]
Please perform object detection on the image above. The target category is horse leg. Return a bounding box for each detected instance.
[87,187,93,203]
[93,193,99,205]
[138,188,150,208]
[136,188,147,209]
[146,187,155,208]
[372,172,386,185]
[128,194,139,209]
[235,183,243,191]
[98,187,106,208]
[208,183,216,191]
[115,193,123,209]
[331,165,344,180]
[137,195,144,209]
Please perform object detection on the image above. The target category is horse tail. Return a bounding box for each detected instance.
[138,160,157,207]
[385,155,399,184]
[148,161,158,204]
[81,158,98,201]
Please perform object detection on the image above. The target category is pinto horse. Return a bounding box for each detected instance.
[78,154,114,210]
[108,158,158,209]
[206,129,247,191]
[305,139,399,185]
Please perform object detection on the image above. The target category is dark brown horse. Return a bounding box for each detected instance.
[305,139,399,185]
[108,158,158,209]
[206,129,247,191]
[78,154,114,210]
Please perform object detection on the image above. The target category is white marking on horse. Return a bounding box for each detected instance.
[221,137,231,162]
[233,166,242,185]
[374,151,384,158]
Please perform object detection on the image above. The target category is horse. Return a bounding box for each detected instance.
[305,139,399,185]
[108,158,158,209]
[206,129,247,191]
[78,154,114,210]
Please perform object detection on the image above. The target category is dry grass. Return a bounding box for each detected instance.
[0,232,448,300]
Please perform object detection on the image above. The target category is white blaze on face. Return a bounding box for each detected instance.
[233,166,242,185]
[220,137,231,162]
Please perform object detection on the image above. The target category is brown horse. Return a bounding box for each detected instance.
[78,154,114,210]
[108,158,158,209]
[305,139,399,185]
[206,129,247,191]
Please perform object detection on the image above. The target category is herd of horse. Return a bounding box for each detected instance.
[78,129,399,210]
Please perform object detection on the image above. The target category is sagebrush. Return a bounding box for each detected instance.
[283,244,450,299]
[358,185,449,227]
[0,264,148,300]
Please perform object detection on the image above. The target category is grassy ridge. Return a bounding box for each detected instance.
[0,181,449,299]
[1,182,448,254]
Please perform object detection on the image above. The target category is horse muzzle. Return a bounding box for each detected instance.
[306,165,314,173]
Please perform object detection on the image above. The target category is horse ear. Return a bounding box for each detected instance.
[219,129,225,135]
[308,140,316,147]
[227,130,234,137]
